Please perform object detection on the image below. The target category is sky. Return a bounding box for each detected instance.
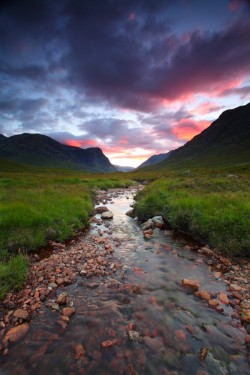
[0,0,250,167]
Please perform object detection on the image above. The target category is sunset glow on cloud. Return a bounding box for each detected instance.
[0,0,250,166]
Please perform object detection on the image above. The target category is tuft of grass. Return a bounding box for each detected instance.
[0,255,28,299]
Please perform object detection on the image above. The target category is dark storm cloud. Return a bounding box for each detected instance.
[0,97,47,114]
[1,0,250,114]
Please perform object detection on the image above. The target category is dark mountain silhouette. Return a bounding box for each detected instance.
[137,151,173,169]
[0,133,116,172]
[145,102,250,170]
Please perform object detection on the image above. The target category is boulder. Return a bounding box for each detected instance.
[101,211,113,219]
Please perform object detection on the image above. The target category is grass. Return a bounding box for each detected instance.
[0,162,134,298]
[0,255,28,299]
[133,167,250,257]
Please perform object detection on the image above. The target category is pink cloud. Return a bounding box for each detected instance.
[172,119,210,141]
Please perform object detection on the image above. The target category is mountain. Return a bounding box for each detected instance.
[0,133,116,172]
[113,165,135,172]
[145,102,250,170]
[137,151,173,169]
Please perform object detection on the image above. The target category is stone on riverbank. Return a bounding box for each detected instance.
[152,216,164,229]
[13,309,30,321]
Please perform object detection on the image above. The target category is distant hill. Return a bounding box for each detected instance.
[0,133,116,172]
[144,102,250,170]
[113,165,135,172]
[137,151,173,169]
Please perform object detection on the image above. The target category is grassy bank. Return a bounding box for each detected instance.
[133,167,250,257]
[0,164,133,298]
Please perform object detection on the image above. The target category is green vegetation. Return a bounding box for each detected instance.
[133,166,250,257]
[0,161,133,298]
[0,255,28,299]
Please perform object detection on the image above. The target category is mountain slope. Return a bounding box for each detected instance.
[148,102,250,170]
[0,133,116,172]
[137,151,173,169]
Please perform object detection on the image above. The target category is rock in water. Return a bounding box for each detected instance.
[95,206,109,214]
[74,344,85,359]
[61,307,75,317]
[3,324,29,346]
[56,292,68,305]
[182,279,200,291]
[101,211,113,219]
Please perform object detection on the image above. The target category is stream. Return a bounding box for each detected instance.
[0,187,249,374]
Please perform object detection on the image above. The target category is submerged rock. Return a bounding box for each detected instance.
[101,339,118,348]
[3,324,29,346]
[61,307,75,317]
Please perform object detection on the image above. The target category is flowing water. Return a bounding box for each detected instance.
[0,188,249,375]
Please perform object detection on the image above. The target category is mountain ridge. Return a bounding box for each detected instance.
[0,133,116,172]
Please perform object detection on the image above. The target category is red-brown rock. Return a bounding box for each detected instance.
[61,307,75,317]
[195,291,212,301]
[182,279,200,291]
[74,344,85,359]
[3,323,29,346]
[101,339,118,348]
[218,292,229,305]
[13,309,30,321]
